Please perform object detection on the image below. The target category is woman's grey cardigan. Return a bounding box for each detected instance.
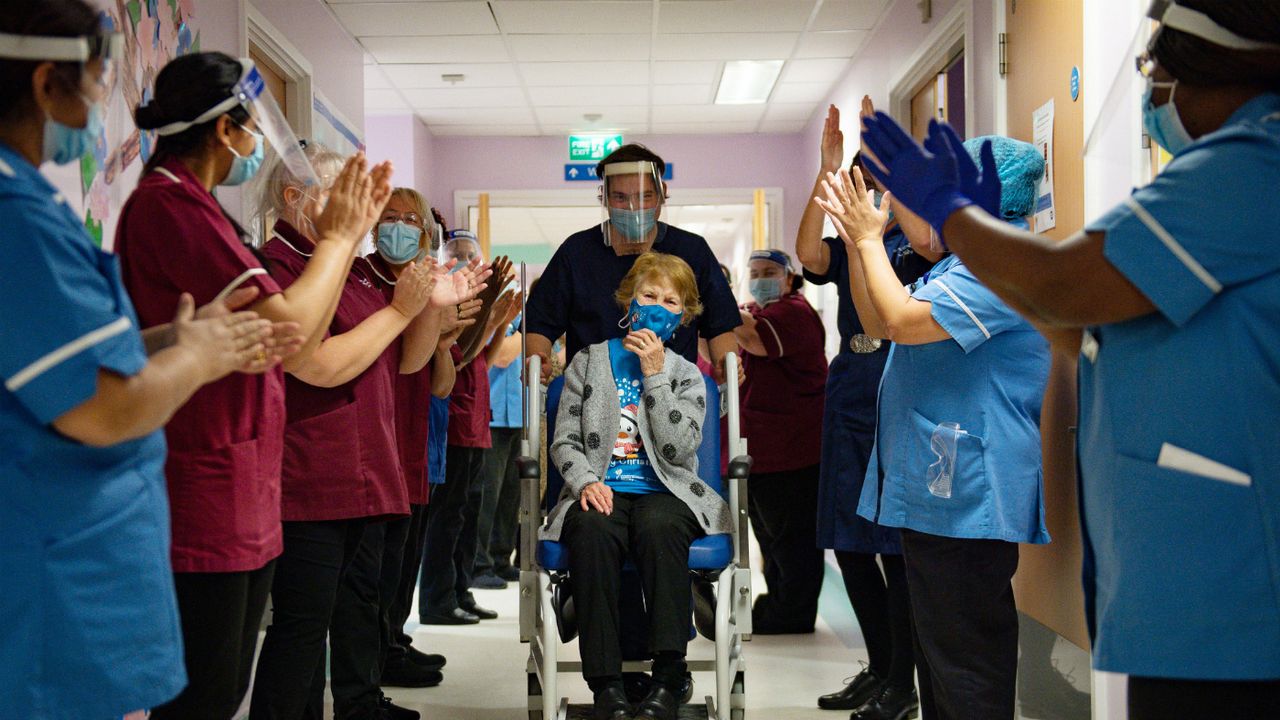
[539,341,733,542]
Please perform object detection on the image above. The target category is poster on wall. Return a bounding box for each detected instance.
[1032,98,1056,234]
[49,0,203,253]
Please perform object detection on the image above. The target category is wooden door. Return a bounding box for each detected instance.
[249,46,290,120]
[1005,0,1089,651]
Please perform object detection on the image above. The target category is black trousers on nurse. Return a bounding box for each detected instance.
[387,502,430,661]
[561,492,702,684]
[149,561,276,720]
[901,529,1019,720]
[420,445,485,615]
[1128,676,1280,719]
[835,551,916,691]
[328,515,412,717]
[747,463,824,629]
[250,518,367,720]
[474,426,523,575]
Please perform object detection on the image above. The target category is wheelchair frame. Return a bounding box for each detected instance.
[515,353,754,720]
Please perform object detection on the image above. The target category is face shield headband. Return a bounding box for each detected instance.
[0,30,123,89]
[1146,1,1280,53]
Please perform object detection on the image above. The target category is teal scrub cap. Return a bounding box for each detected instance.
[962,136,1044,221]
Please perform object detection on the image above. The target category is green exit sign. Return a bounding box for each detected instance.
[568,134,623,162]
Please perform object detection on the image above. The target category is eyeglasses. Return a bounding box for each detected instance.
[380,212,424,226]
[606,191,660,209]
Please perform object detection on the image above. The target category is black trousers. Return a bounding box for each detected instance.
[474,426,523,575]
[1128,676,1280,719]
[747,463,823,628]
[561,492,702,681]
[834,551,915,691]
[901,529,1019,720]
[387,502,430,661]
[328,515,411,717]
[150,561,276,720]
[420,445,485,614]
[250,518,367,720]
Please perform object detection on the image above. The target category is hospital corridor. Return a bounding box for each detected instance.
[1,1,1278,720]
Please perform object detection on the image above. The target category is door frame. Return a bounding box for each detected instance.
[889,1,973,138]
[241,1,314,141]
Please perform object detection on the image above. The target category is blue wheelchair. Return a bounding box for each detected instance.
[516,353,753,720]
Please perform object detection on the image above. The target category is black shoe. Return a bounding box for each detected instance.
[378,696,421,720]
[382,657,444,688]
[634,685,679,720]
[470,571,509,590]
[592,684,632,720]
[459,600,497,620]
[849,684,919,720]
[405,645,446,671]
[818,667,882,710]
[496,565,521,582]
[419,608,479,625]
[624,672,693,705]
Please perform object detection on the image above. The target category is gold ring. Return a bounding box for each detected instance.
[255,350,267,363]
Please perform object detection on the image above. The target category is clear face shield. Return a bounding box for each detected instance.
[0,29,124,98]
[599,160,664,245]
[149,59,318,187]
[442,232,482,271]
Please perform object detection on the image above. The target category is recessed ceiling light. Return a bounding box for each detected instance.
[715,60,784,105]
[441,73,465,84]
[583,113,602,122]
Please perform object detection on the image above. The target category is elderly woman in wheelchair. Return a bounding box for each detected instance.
[540,252,733,720]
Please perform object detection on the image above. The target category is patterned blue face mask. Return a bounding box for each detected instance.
[376,221,424,264]
[625,298,682,343]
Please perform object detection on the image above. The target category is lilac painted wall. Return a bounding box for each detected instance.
[366,115,419,186]
[423,132,813,252]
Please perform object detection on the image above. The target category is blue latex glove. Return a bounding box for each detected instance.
[860,112,972,235]
[925,122,1002,220]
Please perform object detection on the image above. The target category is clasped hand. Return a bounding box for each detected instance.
[623,328,665,376]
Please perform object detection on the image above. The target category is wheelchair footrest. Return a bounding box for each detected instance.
[563,703,713,719]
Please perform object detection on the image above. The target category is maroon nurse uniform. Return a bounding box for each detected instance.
[262,220,408,522]
[116,159,285,573]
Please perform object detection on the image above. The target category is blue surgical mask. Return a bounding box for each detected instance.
[749,277,783,306]
[1142,78,1193,156]
[376,221,424,264]
[626,298,682,343]
[222,127,264,186]
[42,94,102,166]
[608,207,658,242]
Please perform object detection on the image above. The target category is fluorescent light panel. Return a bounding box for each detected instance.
[714,60,784,105]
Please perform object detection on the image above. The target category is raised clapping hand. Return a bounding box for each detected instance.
[314,153,389,246]
[391,259,438,319]
[197,287,305,373]
[174,293,274,383]
[580,480,614,515]
[859,112,973,234]
[623,328,666,377]
[820,104,844,174]
[439,298,482,348]
[814,167,890,249]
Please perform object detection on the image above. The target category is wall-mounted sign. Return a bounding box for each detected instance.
[568,134,624,162]
[564,163,674,182]
[1070,66,1080,102]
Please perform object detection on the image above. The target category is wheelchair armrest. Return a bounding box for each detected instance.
[727,454,752,480]
[727,454,752,570]
[516,455,541,479]
[516,455,541,572]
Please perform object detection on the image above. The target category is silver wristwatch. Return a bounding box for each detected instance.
[849,334,883,354]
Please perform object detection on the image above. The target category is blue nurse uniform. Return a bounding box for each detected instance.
[857,250,1051,545]
[1079,93,1280,681]
[0,144,185,718]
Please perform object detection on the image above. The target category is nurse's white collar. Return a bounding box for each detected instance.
[153,167,182,184]
[273,232,313,258]
[0,156,14,178]
[363,255,397,285]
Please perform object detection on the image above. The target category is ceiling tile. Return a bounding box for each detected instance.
[810,0,888,31]
[361,35,509,63]
[762,102,818,121]
[329,0,477,3]
[770,82,832,103]
[655,33,798,61]
[364,65,392,89]
[650,60,720,86]
[492,1,653,35]
[648,121,759,135]
[541,122,649,135]
[381,63,521,88]
[657,1,814,33]
[758,119,809,133]
[364,88,409,110]
[428,124,542,136]
[535,106,649,125]
[520,61,650,87]
[794,30,868,59]
[330,2,498,36]
[415,106,536,124]
[657,104,765,123]
[401,86,527,108]
[528,85,649,106]
[651,84,713,105]
[779,57,850,85]
[507,34,651,62]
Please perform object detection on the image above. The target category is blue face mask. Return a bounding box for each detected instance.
[42,94,102,166]
[749,277,783,306]
[609,207,658,242]
[626,298,682,343]
[222,128,264,186]
[1142,78,1193,156]
[376,221,424,264]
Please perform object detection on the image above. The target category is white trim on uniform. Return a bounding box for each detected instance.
[0,157,14,177]
[932,279,991,340]
[1124,196,1222,294]
[757,316,784,357]
[273,233,312,258]
[5,316,132,392]
[213,267,269,304]
[154,167,182,184]
[362,256,396,286]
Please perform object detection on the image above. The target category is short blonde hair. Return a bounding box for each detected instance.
[614,252,703,326]
[386,187,439,248]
